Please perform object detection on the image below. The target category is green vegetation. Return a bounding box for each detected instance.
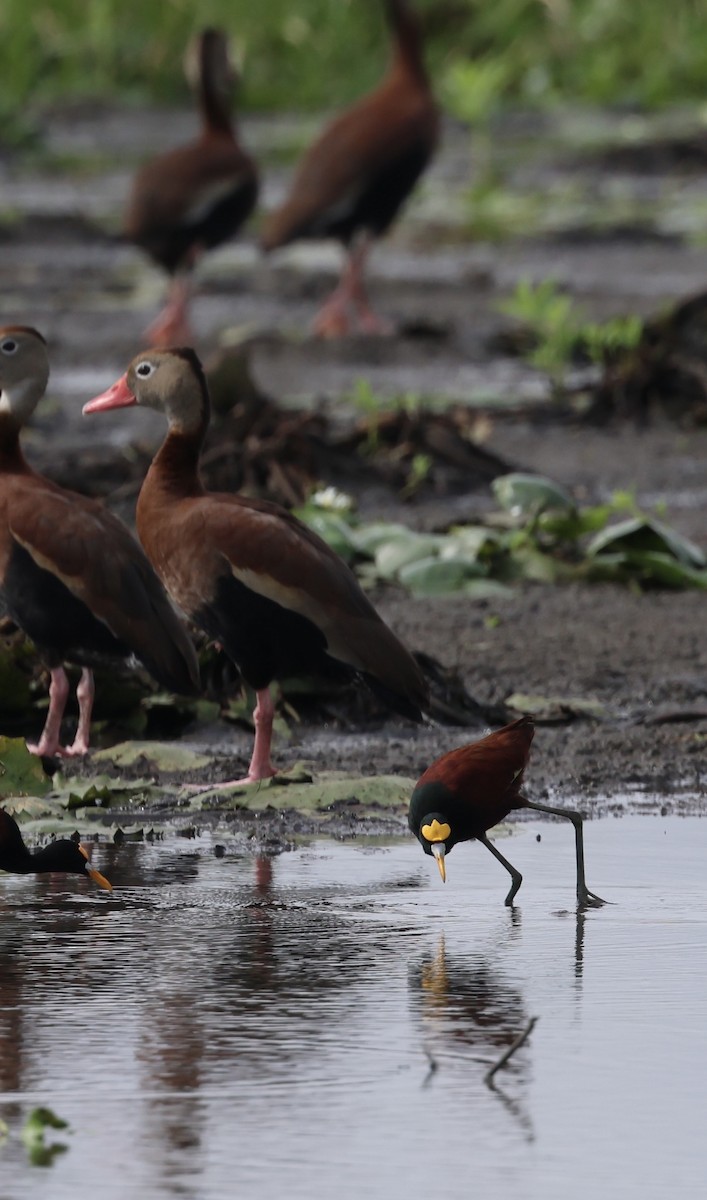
[499,279,644,379]
[298,473,707,596]
[20,1108,70,1168]
[2,0,707,118]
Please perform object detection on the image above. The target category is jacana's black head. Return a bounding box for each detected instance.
[31,839,113,890]
[0,809,112,890]
[409,782,458,883]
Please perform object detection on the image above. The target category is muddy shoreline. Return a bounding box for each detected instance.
[4,104,707,823]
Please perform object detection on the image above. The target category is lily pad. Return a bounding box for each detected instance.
[0,737,51,797]
[445,525,504,559]
[189,771,414,816]
[587,516,706,567]
[2,795,59,820]
[493,473,575,517]
[397,555,487,595]
[21,1107,70,1168]
[92,741,213,772]
[297,511,359,562]
[374,534,444,580]
[350,522,414,554]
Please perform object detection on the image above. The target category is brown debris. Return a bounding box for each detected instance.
[589,291,707,424]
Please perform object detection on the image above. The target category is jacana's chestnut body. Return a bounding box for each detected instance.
[410,717,605,907]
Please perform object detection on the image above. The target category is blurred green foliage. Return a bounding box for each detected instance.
[298,473,707,595]
[500,279,644,378]
[2,0,707,116]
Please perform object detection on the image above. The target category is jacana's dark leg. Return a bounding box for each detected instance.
[523,800,606,908]
[477,833,523,906]
[63,668,95,757]
[27,666,70,757]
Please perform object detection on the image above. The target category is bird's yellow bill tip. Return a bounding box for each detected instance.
[431,843,447,883]
[421,819,451,843]
[86,866,113,892]
[79,844,113,891]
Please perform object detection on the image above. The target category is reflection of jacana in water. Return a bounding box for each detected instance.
[408,717,605,907]
[0,808,112,890]
[413,937,528,1056]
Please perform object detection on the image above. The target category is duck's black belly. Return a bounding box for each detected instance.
[149,178,259,274]
[2,541,129,669]
[195,571,351,692]
[308,141,433,245]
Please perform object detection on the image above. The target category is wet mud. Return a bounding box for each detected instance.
[2,105,707,811]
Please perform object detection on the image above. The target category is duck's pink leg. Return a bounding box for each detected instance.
[245,687,278,782]
[62,668,95,757]
[347,236,394,336]
[146,275,195,347]
[311,274,354,338]
[186,686,279,792]
[27,667,70,757]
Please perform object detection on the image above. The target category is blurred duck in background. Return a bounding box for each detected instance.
[124,27,259,346]
[261,0,439,337]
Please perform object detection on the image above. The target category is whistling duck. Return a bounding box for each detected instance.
[0,807,112,890]
[124,27,259,346]
[84,347,428,784]
[0,327,199,757]
[261,0,439,337]
[409,717,606,907]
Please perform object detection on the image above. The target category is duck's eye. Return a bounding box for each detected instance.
[0,340,18,355]
[136,362,155,379]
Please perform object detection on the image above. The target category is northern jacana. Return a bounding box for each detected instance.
[0,808,112,890]
[409,717,606,907]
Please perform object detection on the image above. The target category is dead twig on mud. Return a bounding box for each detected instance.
[484,1016,538,1087]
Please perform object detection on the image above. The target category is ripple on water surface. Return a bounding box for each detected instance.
[1,816,706,1200]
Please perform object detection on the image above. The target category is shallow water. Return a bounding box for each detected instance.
[1,815,706,1199]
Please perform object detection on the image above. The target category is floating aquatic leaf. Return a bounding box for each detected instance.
[21,1106,70,1168]
[296,510,359,562]
[537,504,614,540]
[2,795,57,819]
[350,522,414,553]
[506,693,605,722]
[374,534,443,580]
[189,772,414,816]
[0,737,51,798]
[493,473,574,517]
[92,741,212,772]
[445,525,504,559]
[587,516,706,567]
[622,550,707,589]
[506,546,571,584]
[398,555,487,595]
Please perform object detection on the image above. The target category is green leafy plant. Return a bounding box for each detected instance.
[500,280,644,380]
[20,1107,70,1168]
[297,472,707,597]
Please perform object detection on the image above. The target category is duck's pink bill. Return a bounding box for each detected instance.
[83,374,136,414]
